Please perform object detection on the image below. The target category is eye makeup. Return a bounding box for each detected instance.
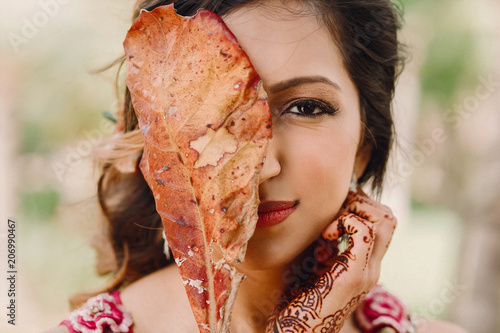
[282,98,340,119]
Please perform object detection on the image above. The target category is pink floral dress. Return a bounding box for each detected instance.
[355,285,417,333]
[60,291,133,333]
[60,286,415,332]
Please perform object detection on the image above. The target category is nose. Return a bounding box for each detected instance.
[258,136,281,185]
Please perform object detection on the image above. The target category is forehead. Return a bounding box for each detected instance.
[222,1,350,91]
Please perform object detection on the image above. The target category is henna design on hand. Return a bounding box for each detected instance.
[312,293,367,333]
[266,215,371,333]
[265,190,393,333]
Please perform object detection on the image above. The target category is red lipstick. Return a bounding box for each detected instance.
[257,201,298,228]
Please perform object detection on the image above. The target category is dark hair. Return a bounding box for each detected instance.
[84,0,404,305]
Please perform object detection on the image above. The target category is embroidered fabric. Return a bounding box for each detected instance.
[60,291,133,333]
[60,286,414,333]
[355,285,417,333]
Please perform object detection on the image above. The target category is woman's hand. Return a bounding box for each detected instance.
[265,189,397,333]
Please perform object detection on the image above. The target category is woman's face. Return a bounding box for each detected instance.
[224,1,367,270]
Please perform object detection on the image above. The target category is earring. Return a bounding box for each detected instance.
[162,230,171,261]
[349,173,358,192]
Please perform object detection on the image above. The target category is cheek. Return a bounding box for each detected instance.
[286,127,358,217]
[290,129,357,183]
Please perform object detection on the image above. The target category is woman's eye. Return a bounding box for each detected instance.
[284,99,338,118]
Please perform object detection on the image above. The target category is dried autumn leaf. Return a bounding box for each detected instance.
[123,4,271,333]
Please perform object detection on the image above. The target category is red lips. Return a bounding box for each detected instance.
[257,201,298,228]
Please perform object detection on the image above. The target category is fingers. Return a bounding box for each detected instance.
[322,189,397,286]
[368,210,396,272]
[325,213,375,286]
[343,189,397,282]
[321,220,341,241]
[345,188,393,223]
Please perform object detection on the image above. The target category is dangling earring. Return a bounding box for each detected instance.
[349,173,358,192]
[162,230,171,261]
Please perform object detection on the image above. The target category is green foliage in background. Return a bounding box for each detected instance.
[420,31,476,104]
[21,189,60,221]
[403,0,480,109]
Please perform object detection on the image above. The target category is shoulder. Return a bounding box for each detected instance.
[120,265,198,333]
[416,318,469,333]
[46,266,195,333]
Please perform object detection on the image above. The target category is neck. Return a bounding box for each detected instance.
[230,264,290,332]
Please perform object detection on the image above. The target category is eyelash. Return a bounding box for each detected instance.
[282,99,340,118]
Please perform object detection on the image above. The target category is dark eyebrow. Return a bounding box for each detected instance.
[266,75,341,94]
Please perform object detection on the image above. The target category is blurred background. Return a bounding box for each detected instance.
[0,0,498,332]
